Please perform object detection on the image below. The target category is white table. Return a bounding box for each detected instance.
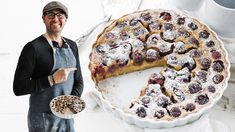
[76,0,235,131]
[0,0,234,132]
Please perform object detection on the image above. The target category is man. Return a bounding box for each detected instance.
[13,1,83,132]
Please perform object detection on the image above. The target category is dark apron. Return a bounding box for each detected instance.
[28,40,76,132]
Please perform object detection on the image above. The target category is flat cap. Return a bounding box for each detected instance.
[43,1,68,18]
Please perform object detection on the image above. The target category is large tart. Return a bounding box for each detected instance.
[89,9,229,121]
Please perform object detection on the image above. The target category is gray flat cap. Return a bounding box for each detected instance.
[43,1,68,18]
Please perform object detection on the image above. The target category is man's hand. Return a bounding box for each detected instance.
[53,68,77,84]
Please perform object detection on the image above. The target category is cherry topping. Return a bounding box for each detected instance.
[197,70,208,82]
[149,21,161,30]
[185,103,196,112]
[200,58,211,70]
[164,23,173,30]
[116,21,127,28]
[160,12,172,21]
[188,37,199,46]
[189,49,202,58]
[188,22,198,30]
[141,96,151,105]
[188,82,202,94]
[207,85,216,93]
[145,49,160,62]
[94,64,106,75]
[130,19,139,26]
[212,60,224,72]
[131,51,144,64]
[177,17,185,25]
[196,94,209,105]
[104,32,115,39]
[212,51,221,59]
[206,40,215,47]
[213,74,224,84]
[148,73,165,86]
[178,29,190,38]
[141,12,152,21]
[154,110,165,119]
[156,96,169,108]
[199,30,210,39]
[133,28,145,37]
[136,107,147,118]
[96,45,105,54]
[170,107,181,117]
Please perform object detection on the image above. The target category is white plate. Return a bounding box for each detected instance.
[78,9,230,129]
[50,95,86,119]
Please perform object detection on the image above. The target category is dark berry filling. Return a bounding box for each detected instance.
[188,22,198,30]
[173,88,185,102]
[136,107,147,118]
[164,23,173,30]
[96,45,105,54]
[178,29,190,38]
[185,103,196,112]
[211,51,221,59]
[119,31,130,40]
[116,58,129,67]
[129,19,139,26]
[213,74,224,84]
[197,70,208,82]
[189,49,202,58]
[188,82,202,94]
[148,73,165,86]
[156,96,169,108]
[145,49,160,62]
[116,21,128,28]
[206,40,215,47]
[212,60,224,72]
[131,51,144,64]
[200,58,211,70]
[207,85,216,93]
[149,21,161,30]
[170,107,181,117]
[177,17,185,25]
[160,12,172,21]
[104,32,115,39]
[141,13,152,21]
[199,30,210,39]
[141,96,151,105]
[94,64,106,76]
[196,94,209,105]
[154,110,165,119]
[188,37,199,46]
[133,28,145,37]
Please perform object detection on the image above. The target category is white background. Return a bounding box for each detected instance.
[0,0,235,132]
[0,0,105,131]
[0,0,103,54]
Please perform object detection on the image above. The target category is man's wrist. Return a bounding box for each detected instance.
[48,75,55,86]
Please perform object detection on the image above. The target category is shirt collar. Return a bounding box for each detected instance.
[52,39,68,48]
[43,33,69,48]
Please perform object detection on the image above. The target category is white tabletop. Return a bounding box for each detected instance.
[0,0,235,132]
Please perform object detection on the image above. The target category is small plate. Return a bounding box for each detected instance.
[50,95,85,119]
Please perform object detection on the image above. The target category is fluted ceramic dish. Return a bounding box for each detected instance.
[79,9,230,128]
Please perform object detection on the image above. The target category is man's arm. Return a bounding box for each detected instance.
[13,43,50,96]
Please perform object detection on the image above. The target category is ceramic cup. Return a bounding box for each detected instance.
[204,0,235,38]
[169,0,204,11]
